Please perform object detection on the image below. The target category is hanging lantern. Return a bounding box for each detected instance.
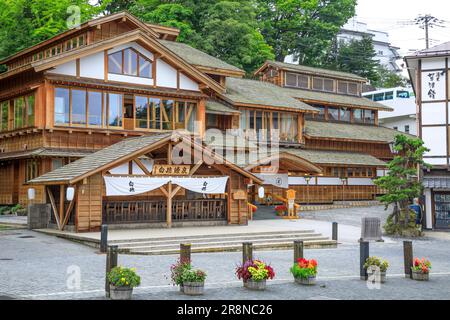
[258,186,265,199]
[27,188,36,200]
[66,187,75,201]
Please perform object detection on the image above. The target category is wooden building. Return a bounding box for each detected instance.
[0,12,411,232]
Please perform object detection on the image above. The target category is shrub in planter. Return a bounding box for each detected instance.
[411,258,431,281]
[274,205,287,216]
[169,258,191,292]
[363,256,389,283]
[180,268,207,296]
[107,266,141,300]
[290,258,318,285]
[236,259,275,291]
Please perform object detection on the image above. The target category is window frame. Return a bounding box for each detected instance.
[108,47,153,79]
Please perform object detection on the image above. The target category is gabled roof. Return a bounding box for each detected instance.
[28,29,226,94]
[222,77,319,113]
[0,148,94,161]
[405,41,450,59]
[283,87,393,111]
[29,132,263,185]
[160,40,245,76]
[206,100,240,115]
[305,120,415,143]
[282,148,386,167]
[255,60,367,82]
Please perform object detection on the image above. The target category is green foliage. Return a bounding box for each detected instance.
[0,0,109,61]
[256,0,357,65]
[107,266,141,288]
[290,258,318,279]
[170,259,191,286]
[384,211,422,237]
[364,256,389,272]
[372,65,409,88]
[0,206,10,215]
[180,269,207,283]
[10,204,24,214]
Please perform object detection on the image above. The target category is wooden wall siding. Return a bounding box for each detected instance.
[0,133,44,153]
[0,71,44,101]
[229,171,248,225]
[0,163,14,204]
[76,173,103,232]
[43,131,124,151]
[92,21,134,43]
[304,138,393,159]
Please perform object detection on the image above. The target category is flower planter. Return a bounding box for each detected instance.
[411,270,429,281]
[245,279,267,291]
[367,268,387,283]
[110,285,133,300]
[183,282,205,296]
[295,276,316,286]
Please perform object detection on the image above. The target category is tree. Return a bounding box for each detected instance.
[372,65,409,88]
[0,0,108,61]
[374,135,431,236]
[333,36,380,84]
[255,0,357,65]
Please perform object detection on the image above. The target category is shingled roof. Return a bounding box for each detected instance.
[224,77,319,113]
[206,100,240,115]
[282,148,386,167]
[305,120,414,143]
[283,87,393,111]
[29,133,172,184]
[160,40,244,75]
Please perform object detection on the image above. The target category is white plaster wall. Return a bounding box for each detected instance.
[108,73,154,86]
[380,117,417,136]
[422,58,446,70]
[156,59,177,88]
[423,157,447,165]
[49,60,77,76]
[422,126,447,156]
[179,73,199,91]
[424,189,433,229]
[80,51,104,79]
[422,102,446,125]
[421,70,447,102]
[347,178,375,186]
[316,178,344,186]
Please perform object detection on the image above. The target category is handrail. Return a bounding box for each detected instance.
[247,202,257,220]
[268,193,300,217]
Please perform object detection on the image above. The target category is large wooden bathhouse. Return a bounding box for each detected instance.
[0,12,408,232]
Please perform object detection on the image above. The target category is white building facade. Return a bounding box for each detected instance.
[406,42,450,230]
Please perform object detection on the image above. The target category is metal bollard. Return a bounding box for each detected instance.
[180,243,191,264]
[360,241,369,280]
[403,241,413,279]
[242,242,253,264]
[294,240,304,263]
[105,245,118,298]
[100,224,108,253]
[332,222,338,241]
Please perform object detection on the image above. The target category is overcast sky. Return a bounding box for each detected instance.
[355,0,450,55]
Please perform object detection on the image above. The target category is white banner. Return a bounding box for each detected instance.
[255,173,289,189]
[104,176,229,196]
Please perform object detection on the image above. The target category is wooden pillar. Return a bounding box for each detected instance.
[59,185,65,223]
[297,114,304,143]
[197,99,206,138]
[180,243,191,264]
[294,240,304,263]
[242,242,253,264]
[403,241,413,279]
[167,182,172,228]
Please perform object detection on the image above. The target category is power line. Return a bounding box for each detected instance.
[414,15,445,49]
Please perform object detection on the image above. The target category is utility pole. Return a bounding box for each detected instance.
[414,15,445,49]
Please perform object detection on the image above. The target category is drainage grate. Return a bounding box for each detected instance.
[18,235,35,239]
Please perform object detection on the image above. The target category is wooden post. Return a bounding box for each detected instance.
[403,241,413,279]
[242,242,253,264]
[360,241,369,280]
[180,243,191,264]
[294,240,304,263]
[105,245,118,298]
[59,185,65,223]
[100,224,108,253]
[332,222,338,241]
[167,182,172,228]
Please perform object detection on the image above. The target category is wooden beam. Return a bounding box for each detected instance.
[47,187,61,229]
[167,181,172,228]
[59,185,65,224]
[171,161,203,197]
[133,158,152,176]
[61,186,76,231]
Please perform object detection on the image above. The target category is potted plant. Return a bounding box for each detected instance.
[274,205,287,216]
[170,258,191,292]
[181,268,207,296]
[411,258,431,281]
[290,258,318,285]
[363,256,389,283]
[236,259,275,291]
[107,266,141,300]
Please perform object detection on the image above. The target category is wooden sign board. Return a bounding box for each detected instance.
[152,165,191,176]
[233,189,247,200]
[286,189,296,200]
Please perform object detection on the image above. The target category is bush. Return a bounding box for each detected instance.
[0,207,10,215]
[384,210,422,237]
[107,266,141,288]
[181,269,207,283]
[364,256,389,272]
[290,258,318,279]
[10,204,24,214]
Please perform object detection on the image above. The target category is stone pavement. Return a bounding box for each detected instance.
[0,226,449,300]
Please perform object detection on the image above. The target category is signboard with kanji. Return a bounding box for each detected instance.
[152,165,191,176]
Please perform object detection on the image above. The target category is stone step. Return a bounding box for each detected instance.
[124,239,338,255]
[119,235,329,251]
[113,231,322,248]
[108,229,316,245]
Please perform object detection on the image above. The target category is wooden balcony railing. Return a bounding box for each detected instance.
[102,199,227,225]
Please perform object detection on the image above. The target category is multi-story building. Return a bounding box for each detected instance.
[0,12,406,232]
[363,87,417,135]
[406,42,450,230]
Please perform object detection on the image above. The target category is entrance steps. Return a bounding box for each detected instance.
[111,230,337,255]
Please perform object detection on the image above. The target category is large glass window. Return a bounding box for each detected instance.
[71,89,86,125]
[108,48,153,78]
[150,98,161,130]
[328,107,339,121]
[55,88,70,125]
[352,109,364,124]
[340,107,351,122]
[88,91,102,126]
[364,110,376,124]
[135,95,148,129]
[27,95,35,127]
[162,100,174,130]
[107,93,123,127]
[1,101,9,131]
[14,97,25,129]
